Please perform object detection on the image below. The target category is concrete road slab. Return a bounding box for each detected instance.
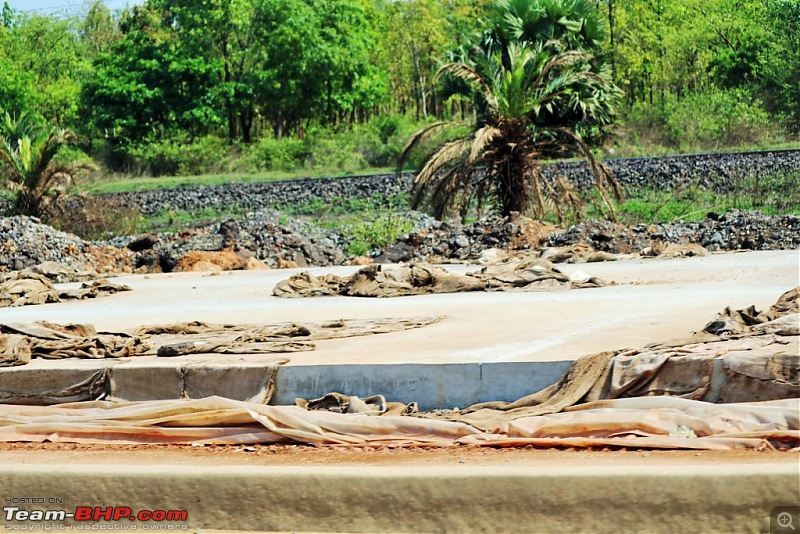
[0,250,796,366]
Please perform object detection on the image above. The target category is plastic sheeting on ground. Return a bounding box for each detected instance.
[0,316,442,366]
[273,257,605,298]
[0,289,796,450]
[422,287,799,430]
[0,267,129,308]
[0,395,795,450]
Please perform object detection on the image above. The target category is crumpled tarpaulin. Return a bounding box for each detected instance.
[22,261,97,283]
[459,397,798,450]
[0,291,796,450]
[540,244,619,263]
[274,258,605,298]
[136,317,442,356]
[427,287,799,431]
[0,269,130,308]
[0,322,147,366]
[0,394,794,450]
[296,391,419,417]
[0,368,110,405]
[481,243,709,266]
[0,316,443,366]
[640,242,709,259]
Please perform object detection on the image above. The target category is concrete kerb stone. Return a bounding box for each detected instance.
[270,361,573,409]
[0,359,574,410]
[0,463,797,532]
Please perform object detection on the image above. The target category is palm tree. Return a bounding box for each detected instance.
[400,40,622,221]
[0,112,95,219]
[486,0,609,54]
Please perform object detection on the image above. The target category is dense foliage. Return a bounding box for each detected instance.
[0,0,796,186]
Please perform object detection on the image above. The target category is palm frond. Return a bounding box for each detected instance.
[397,121,453,173]
[553,126,622,220]
[426,165,475,220]
[439,62,498,111]
[411,137,474,217]
[469,125,500,164]
[414,137,472,189]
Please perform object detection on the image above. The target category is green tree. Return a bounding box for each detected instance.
[249,0,386,137]
[80,4,220,151]
[0,57,35,118]
[81,1,120,57]
[311,0,386,125]
[481,0,615,144]
[760,0,800,132]
[374,0,484,120]
[1,13,91,125]
[0,112,95,218]
[250,0,325,139]
[485,0,608,52]
[158,0,260,142]
[400,41,622,221]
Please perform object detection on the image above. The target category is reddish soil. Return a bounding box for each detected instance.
[0,442,794,467]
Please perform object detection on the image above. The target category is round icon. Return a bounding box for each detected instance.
[778,512,795,531]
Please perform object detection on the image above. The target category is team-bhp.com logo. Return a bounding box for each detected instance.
[5,506,188,530]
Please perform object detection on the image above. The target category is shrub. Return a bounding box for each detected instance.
[50,195,142,240]
[125,135,234,176]
[303,129,369,173]
[623,88,778,152]
[341,213,414,256]
[242,136,309,172]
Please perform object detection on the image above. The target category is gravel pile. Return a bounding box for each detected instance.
[0,216,98,272]
[387,210,800,262]
[0,216,132,274]
[119,209,347,271]
[545,211,800,254]
[1,210,798,275]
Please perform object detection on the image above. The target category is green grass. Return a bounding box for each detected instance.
[281,192,413,256]
[83,166,396,195]
[611,172,800,224]
[140,206,252,233]
[338,213,414,256]
[284,193,409,218]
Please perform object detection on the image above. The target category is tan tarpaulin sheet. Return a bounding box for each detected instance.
[0,395,795,450]
[0,317,442,366]
[0,290,795,450]
[0,368,110,405]
[426,288,799,430]
[0,270,130,308]
[274,258,605,298]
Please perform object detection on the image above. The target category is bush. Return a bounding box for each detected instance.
[624,88,779,152]
[50,195,142,240]
[341,213,414,256]
[125,135,234,176]
[242,136,309,172]
[303,129,370,173]
[87,115,448,178]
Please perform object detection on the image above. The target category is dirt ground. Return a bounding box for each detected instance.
[0,442,795,467]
